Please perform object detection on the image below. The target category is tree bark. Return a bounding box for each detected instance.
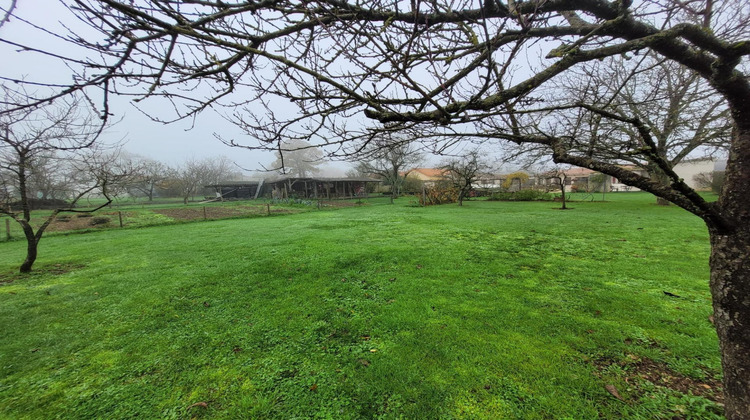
[19,222,37,273]
[709,230,750,419]
[709,125,750,419]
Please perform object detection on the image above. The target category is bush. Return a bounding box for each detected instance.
[420,185,459,206]
[89,216,110,226]
[488,189,552,201]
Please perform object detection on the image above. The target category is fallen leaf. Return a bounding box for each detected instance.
[586,329,594,334]
[369,349,378,353]
[30,348,40,353]
[203,301,210,307]
[358,358,371,367]
[416,264,422,269]
[309,384,318,392]
[341,278,347,282]
[232,346,242,354]
[663,291,681,298]
[188,402,208,409]
[388,277,396,282]
[605,384,624,400]
[708,315,715,325]
[361,335,371,341]
[700,384,712,389]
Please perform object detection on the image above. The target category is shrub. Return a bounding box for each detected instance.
[488,189,552,201]
[420,185,459,206]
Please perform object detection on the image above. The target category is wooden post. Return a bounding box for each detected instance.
[118,211,123,228]
[203,206,207,220]
[267,203,271,215]
[422,185,427,206]
[5,219,10,240]
[317,200,321,210]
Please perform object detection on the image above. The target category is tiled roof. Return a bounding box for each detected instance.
[410,168,447,178]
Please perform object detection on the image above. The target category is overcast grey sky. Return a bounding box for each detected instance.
[0,0,360,175]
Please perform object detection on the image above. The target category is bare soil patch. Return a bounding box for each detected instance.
[46,214,114,232]
[0,262,87,284]
[592,356,723,404]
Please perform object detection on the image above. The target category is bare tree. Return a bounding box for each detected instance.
[0,87,111,272]
[544,167,571,210]
[441,151,490,206]
[167,156,239,204]
[354,134,422,198]
[3,1,750,416]
[544,52,731,204]
[24,152,78,201]
[271,139,323,178]
[125,155,169,202]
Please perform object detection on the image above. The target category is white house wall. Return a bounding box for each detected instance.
[673,159,716,191]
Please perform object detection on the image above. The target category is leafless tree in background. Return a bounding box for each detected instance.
[270,139,324,177]
[125,155,170,202]
[0,87,111,272]
[354,134,423,198]
[165,156,239,204]
[544,167,571,210]
[441,150,491,206]
[1,1,750,415]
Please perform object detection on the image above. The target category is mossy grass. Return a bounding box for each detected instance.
[0,193,721,418]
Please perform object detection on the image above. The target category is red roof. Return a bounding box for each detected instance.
[409,168,447,178]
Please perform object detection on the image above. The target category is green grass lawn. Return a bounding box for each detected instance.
[0,193,722,419]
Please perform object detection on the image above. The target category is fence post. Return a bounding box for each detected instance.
[203,206,207,220]
[267,203,271,215]
[118,211,123,228]
[5,218,10,240]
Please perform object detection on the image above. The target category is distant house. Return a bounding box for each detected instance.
[408,168,448,186]
[539,159,725,192]
[673,158,722,191]
[206,176,380,200]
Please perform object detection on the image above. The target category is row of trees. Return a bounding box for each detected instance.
[0,86,241,273]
